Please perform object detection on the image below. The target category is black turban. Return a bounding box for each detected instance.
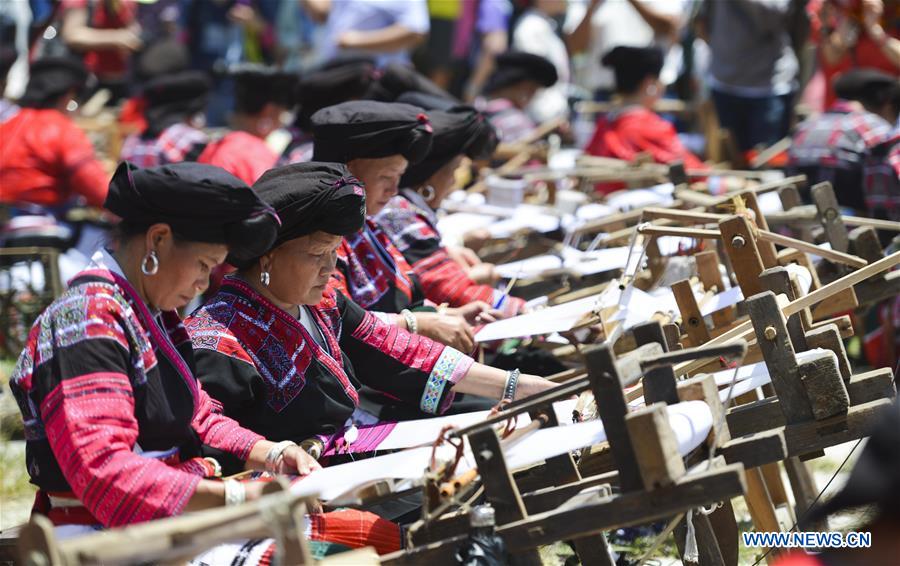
[834,68,900,110]
[0,47,16,83]
[135,37,190,83]
[396,93,499,188]
[294,60,378,129]
[484,51,558,95]
[366,63,456,103]
[311,100,434,164]
[601,46,664,95]
[106,162,280,266]
[229,64,298,115]
[245,162,367,264]
[19,56,90,109]
[142,71,211,138]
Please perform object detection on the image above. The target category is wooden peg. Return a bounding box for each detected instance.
[625,403,687,489]
[719,215,766,296]
[811,182,850,253]
[673,279,711,347]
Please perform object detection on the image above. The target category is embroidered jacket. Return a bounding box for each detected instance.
[481,97,536,144]
[863,132,900,225]
[332,219,425,313]
[120,123,209,168]
[9,267,263,528]
[197,130,279,185]
[278,127,315,165]
[377,190,524,316]
[186,280,471,462]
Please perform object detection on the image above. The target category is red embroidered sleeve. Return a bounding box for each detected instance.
[191,385,263,461]
[41,371,201,527]
[413,249,525,315]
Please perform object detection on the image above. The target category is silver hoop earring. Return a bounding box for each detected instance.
[141,250,159,276]
[260,271,271,287]
[419,185,436,201]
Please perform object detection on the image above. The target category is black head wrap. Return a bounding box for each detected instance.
[230,64,298,114]
[396,93,499,188]
[0,47,16,83]
[19,56,90,109]
[294,60,378,129]
[805,401,900,525]
[366,63,455,103]
[601,46,664,95]
[244,162,366,265]
[311,100,434,164]
[484,51,558,95]
[834,68,900,111]
[135,38,190,83]
[105,162,280,266]
[142,71,211,138]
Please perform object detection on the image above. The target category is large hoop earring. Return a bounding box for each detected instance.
[141,250,159,276]
[260,270,271,287]
[419,185,436,202]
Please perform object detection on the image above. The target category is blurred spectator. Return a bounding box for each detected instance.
[787,69,899,212]
[118,38,192,133]
[812,0,900,109]
[0,57,108,209]
[60,0,142,103]
[585,46,705,192]
[458,0,512,101]
[0,46,15,105]
[864,131,900,240]
[478,51,558,143]
[512,0,572,122]
[198,65,297,185]
[565,0,687,100]
[304,0,429,66]
[699,0,807,153]
[120,71,211,168]
[280,58,378,165]
[182,0,278,126]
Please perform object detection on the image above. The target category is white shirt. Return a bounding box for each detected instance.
[320,0,430,66]
[512,10,571,122]
[298,305,327,348]
[565,0,687,92]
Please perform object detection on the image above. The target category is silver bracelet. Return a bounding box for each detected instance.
[223,479,246,507]
[265,440,298,473]
[502,369,521,402]
[401,309,418,334]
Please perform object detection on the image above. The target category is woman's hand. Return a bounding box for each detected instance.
[448,246,482,269]
[514,374,558,400]
[278,445,322,476]
[415,312,475,352]
[445,301,503,325]
[468,263,500,285]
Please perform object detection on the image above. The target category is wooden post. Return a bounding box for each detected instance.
[746,292,814,424]
[584,343,644,492]
[633,322,679,406]
[696,249,734,329]
[759,267,808,351]
[719,216,766,297]
[811,182,850,253]
[673,279,712,347]
[741,191,779,268]
[745,468,783,563]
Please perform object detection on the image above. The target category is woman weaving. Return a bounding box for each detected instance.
[186,162,555,458]
[375,92,527,317]
[9,162,400,560]
[310,100,504,354]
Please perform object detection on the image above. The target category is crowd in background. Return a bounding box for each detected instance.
[0,1,896,135]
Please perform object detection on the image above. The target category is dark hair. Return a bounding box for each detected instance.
[601,46,664,95]
[234,70,297,115]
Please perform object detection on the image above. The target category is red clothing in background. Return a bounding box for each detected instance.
[0,107,109,208]
[586,106,706,194]
[197,131,278,185]
[62,0,138,79]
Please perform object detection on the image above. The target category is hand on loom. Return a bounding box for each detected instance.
[279,445,323,476]
[415,312,476,352]
[446,301,504,325]
[453,364,558,401]
[447,246,482,269]
[468,263,501,285]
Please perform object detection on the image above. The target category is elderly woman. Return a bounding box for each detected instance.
[376,93,526,317]
[311,100,498,354]
[186,162,554,454]
[9,162,398,560]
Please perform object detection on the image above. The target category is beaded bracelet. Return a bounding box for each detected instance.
[502,368,521,402]
[401,309,418,334]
